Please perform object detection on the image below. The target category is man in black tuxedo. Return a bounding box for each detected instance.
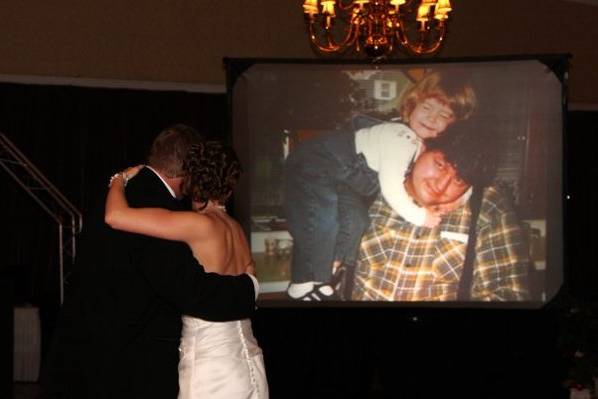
[41,124,257,398]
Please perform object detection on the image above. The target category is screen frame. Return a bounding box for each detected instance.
[225,54,571,310]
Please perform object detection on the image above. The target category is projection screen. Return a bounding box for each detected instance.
[226,55,568,308]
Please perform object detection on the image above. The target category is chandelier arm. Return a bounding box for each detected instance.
[346,23,361,47]
[386,35,394,54]
[413,23,447,55]
[324,16,358,49]
[394,22,446,55]
[394,26,410,48]
[308,21,342,52]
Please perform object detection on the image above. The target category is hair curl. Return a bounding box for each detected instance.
[181,141,243,207]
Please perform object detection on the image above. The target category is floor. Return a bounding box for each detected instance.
[10,381,385,399]
[13,382,42,399]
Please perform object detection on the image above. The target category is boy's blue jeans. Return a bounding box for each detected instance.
[283,131,379,284]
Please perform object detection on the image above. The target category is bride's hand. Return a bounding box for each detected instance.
[109,165,144,187]
[123,165,144,180]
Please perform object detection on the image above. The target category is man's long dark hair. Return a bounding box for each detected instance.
[424,119,497,188]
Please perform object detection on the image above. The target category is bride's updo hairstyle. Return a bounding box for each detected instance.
[182,141,243,209]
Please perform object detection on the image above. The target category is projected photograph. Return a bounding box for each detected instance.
[228,57,565,307]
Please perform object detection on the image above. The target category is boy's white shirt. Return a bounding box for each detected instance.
[354,122,427,226]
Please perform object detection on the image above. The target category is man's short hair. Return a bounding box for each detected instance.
[147,124,203,178]
[424,120,497,188]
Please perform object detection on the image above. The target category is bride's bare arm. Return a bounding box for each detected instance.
[104,170,210,244]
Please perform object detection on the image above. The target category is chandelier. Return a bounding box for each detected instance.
[302,0,452,57]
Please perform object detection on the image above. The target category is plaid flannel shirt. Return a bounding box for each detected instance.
[352,187,530,301]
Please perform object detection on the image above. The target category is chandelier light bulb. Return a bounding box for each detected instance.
[321,0,336,16]
[303,0,318,16]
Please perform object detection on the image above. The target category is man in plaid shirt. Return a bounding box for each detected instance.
[351,124,530,301]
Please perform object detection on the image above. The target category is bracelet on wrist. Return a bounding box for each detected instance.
[108,172,130,188]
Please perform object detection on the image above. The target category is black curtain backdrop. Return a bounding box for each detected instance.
[1,81,596,398]
[0,82,227,306]
[565,111,598,302]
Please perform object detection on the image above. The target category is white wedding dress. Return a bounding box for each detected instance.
[177,315,268,399]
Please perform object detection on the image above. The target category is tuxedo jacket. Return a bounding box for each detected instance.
[42,167,256,399]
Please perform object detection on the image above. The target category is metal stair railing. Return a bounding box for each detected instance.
[0,131,82,304]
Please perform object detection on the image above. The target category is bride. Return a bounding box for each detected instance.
[105,141,268,399]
